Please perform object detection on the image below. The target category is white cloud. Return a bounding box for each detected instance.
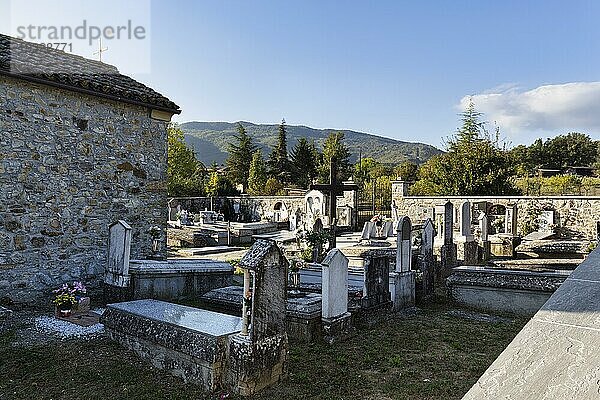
[460,82,600,144]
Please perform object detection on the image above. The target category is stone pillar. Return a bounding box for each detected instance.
[321,249,352,343]
[391,216,415,310]
[391,179,413,198]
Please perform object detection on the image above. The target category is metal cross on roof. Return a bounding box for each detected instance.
[93,38,108,62]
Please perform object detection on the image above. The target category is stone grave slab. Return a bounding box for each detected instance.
[128,259,233,301]
[102,299,242,392]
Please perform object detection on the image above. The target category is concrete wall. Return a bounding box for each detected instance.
[392,185,600,240]
[0,76,168,304]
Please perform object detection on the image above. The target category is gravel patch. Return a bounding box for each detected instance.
[33,310,105,340]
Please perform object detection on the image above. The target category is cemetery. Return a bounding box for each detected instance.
[2,13,600,400]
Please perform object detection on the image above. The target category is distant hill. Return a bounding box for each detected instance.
[179,121,442,166]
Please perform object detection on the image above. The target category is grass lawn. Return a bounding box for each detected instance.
[0,301,527,400]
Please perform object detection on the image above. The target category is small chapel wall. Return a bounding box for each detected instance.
[0,76,169,304]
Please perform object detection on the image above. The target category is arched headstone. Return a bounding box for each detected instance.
[106,220,132,287]
[395,216,412,272]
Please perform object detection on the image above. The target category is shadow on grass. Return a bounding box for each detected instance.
[0,301,528,400]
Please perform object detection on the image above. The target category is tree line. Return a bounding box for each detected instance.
[168,119,354,197]
[168,106,600,198]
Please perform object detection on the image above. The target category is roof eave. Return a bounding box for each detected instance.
[0,70,181,115]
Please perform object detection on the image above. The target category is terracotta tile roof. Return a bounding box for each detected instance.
[0,34,180,113]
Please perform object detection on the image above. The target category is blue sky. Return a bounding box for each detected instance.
[3,0,600,147]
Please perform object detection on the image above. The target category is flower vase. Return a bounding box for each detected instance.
[56,305,72,318]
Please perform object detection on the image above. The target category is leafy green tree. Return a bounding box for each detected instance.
[263,177,286,195]
[247,150,268,195]
[267,119,291,183]
[226,122,257,192]
[167,124,205,196]
[510,133,598,175]
[318,131,351,183]
[411,101,517,196]
[289,137,319,188]
[393,161,418,181]
[542,132,597,169]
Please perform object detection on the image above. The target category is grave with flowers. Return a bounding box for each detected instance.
[52,281,90,318]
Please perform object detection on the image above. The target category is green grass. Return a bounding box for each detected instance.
[0,302,527,400]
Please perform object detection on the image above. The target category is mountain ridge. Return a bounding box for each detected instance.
[179,121,443,166]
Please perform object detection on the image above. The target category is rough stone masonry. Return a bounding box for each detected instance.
[0,35,180,305]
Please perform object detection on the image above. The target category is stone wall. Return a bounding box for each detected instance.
[170,196,305,222]
[392,185,600,240]
[0,76,168,305]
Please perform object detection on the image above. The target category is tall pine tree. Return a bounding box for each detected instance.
[290,137,319,188]
[226,122,257,192]
[267,119,291,183]
[247,150,268,195]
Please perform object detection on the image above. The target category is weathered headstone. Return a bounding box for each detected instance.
[321,249,352,343]
[289,208,301,232]
[395,216,412,272]
[362,251,391,308]
[460,201,474,240]
[106,220,132,287]
[418,218,435,297]
[321,249,349,319]
[361,221,374,240]
[227,239,288,395]
[311,218,324,262]
[434,202,457,275]
[391,216,415,310]
[479,212,491,263]
[504,204,518,235]
[538,210,554,232]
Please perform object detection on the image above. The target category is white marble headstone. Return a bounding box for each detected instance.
[321,249,349,319]
[106,220,132,287]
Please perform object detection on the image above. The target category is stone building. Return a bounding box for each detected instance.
[0,35,180,304]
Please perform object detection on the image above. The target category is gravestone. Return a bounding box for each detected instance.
[504,204,518,235]
[539,210,555,232]
[336,205,352,227]
[305,189,327,227]
[395,216,412,272]
[321,249,352,343]
[360,250,393,319]
[434,202,457,276]
[361,221,374,240]
[492,203,519,258]
[419,218,435,297]
[479,212,491,263]
[289,208,301,232]
[457,201,477,264]
[311,218,324,262]
[227,239,288,395]
[391,216,415,310]
[460,201,474,240]
[106,220,132,288]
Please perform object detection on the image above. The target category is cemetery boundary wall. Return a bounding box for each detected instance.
[392,191,600,240]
